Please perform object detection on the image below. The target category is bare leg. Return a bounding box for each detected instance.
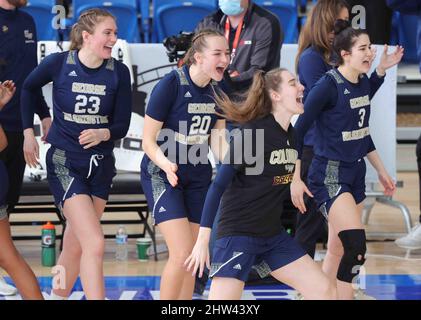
[323,193,364,300]
[158,218,196,300]
[178,222,200,299]
[52,197,106,298]
[208,277,245,300]
[60,195,106,300]
[271,254,336,300]
[0,218,43,299]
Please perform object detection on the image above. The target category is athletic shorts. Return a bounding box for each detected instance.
[46,146,116,216]
[140,159,212,225]
[209,231,306,282]
[308,155,366,218]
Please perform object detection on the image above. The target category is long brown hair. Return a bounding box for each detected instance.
[183,29,225,66]
[70,8,116,51]
[215,68,287,124]
[296,0,349,71]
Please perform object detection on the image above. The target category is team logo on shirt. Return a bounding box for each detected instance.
[2,25,8,33]
[68,70,78,77]
[269,148,298,165]
[349,95,369,109]
[184,91,192,98]
[187,103,216,114]
[272,174,293,185]
[344,88,350,95]
[285,164,295,174]
[24,30,34,43]
[72,82,106,96]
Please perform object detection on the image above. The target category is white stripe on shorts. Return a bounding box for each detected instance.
[210,252,244,278]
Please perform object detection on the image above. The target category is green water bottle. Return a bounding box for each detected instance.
[41,221,56,267]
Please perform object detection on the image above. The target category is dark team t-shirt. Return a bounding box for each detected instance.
[214,114,297,238]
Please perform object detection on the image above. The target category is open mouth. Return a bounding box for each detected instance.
[296,95,303,104]
[216,66,225,75]
[362,60,370,67]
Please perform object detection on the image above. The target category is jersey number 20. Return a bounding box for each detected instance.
[190,115,211,134]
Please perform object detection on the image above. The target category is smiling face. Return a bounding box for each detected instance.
[194,35,230,81]
[341,33,374,73]
[270,71,304,115]
[82,16,117,60]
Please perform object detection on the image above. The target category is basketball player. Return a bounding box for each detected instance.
[141,29,230,300]
[292,20,403,299]
[21,9,132,300]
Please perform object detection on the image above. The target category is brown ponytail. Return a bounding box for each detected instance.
[215,68,286,123]
[70,8,116,51]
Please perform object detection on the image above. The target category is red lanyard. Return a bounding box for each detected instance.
[225,17,244,63]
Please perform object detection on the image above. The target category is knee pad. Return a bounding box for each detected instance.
[337,229,367,283]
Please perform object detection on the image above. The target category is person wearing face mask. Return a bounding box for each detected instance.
[196,0,282,93]
[294,0,350,263]
[292,21,403,299]
[21,9,132,300]
[0,0,52,297]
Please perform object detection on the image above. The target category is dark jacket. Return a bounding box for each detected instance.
[196,2,282,92]
[0,7,49,131]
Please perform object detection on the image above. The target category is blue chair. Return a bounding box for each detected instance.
[152,0,217,43]
[390,11,418,63]
[73,0,141,43]
[254,0,299,43]
[22,0,58,40]
[138,0,151,43]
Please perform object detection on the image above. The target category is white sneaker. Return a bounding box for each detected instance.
[0,276,17,296]
[354,289,376,300]
[395,224,421,250]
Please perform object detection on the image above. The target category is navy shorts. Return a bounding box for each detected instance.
[209,232,306,282]
[0,160,8,220]
[46,147,116,216]
[140,159,212,225]
[308,156,366,217]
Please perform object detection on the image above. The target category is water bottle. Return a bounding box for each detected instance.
[115,225,128,261]
[41,221,56,267]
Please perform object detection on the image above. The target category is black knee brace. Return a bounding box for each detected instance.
[337,229,367,283]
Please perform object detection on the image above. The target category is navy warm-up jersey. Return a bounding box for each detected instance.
[21,50,132,155]
[142,64,224,166]
[295,68,384,162]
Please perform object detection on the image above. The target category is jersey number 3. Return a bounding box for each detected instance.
[75,95,101,114]
[358,108,366,128]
